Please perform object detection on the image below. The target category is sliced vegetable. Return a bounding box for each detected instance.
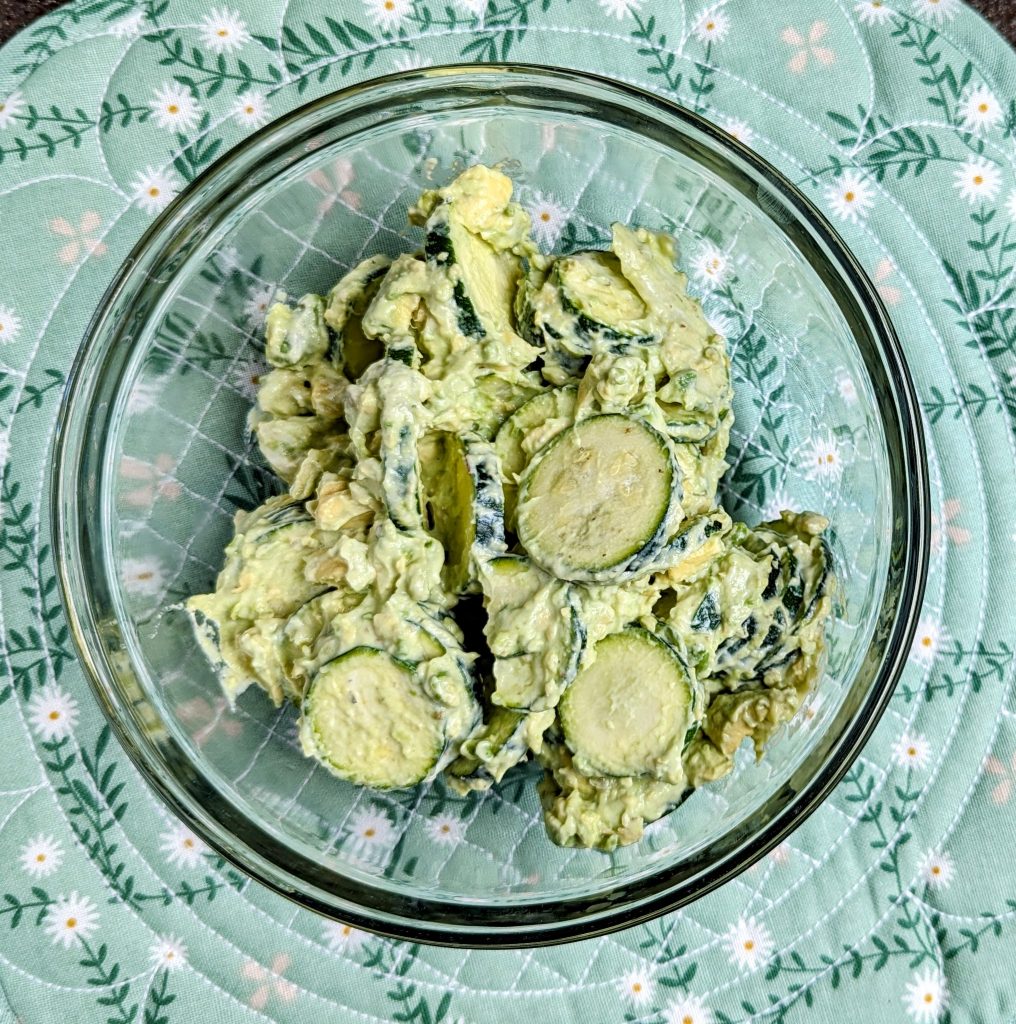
[494,385,576,526]
[300,648,446,789]
[559,628,698,783]
[447,706,555,791]
[481,555,585,711]
[324,254,391,378]
[516,414,681,582]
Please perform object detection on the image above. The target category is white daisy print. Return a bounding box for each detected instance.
[692,9,730,44]
[893,733,931,770]
[959,85,1002,134]
[723,117,754,146]
[425,814,463,846]
[824,170,874,223]
[44,893,100,949]
[159,824,208,869]
[903,966,948,1022]
[855,0,894,25]
[664,993,713,1024]
[347,807,396,847]
[725,915,775,971]
[835,369,858,404]
[953,156,1001,204]
[1005,191,1016,222]
[322,920,368,953]
[800,432,845,482]
[0,92,25,130]
[110,11,146,38]
[150,935,188,971]
[910,616,948,665]
[919,849,955,890]
[691,244,729,288]
[760,487,798,522]
[121,555,166,597]
[456,0,486,14]
[527,195,566,248]
[244,284,278,324]
[27,685,80,741]
[618,967,654,1006]
[232,92,270,128]
[393,54,434,72]
[0,304,22,344]
[150,83,201,133]
[200,8,251,53]
[598,0,641,19]
[228,357,270,400]
[20,835,64,878]
[912,0,959,22]
[131,166,182,214]
[365,0,411,32]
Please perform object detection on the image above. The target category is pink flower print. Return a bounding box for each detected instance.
[930,498,971,554]
[985,751,1016,805]
[177,696,243,747]
[120,454,182,507]
[243,953,298,1010]
[49,211,108,264]
[782,22,836,74]
[873,258,902,306]
[306,158,361,216]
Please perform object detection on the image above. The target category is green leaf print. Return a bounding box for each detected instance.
[631,12,682,95]
[143,968,177,1024]
[943,206,1016,371]
[259,20,410,94]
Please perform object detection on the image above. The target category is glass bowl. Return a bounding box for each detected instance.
[53,65,929,947]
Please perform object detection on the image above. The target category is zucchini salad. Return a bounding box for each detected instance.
[187,165,836,850]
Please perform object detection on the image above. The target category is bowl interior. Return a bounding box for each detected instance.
[75,70,908,939]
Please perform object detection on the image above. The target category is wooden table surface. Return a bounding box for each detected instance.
[1,0,1014,44]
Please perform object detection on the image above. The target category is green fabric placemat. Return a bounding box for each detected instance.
[2,1,1016,1021]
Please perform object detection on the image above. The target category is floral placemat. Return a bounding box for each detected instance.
[2,1,1016,1022]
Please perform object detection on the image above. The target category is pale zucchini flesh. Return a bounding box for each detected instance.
[516,414,678,581]
[300,647,445,789]
[559,628,696,783]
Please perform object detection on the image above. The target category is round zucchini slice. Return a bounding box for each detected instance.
[494,385,576,527]
[516,414,679,582]
[558,627,697,783]
[300,647,446,789]
[555,250,650,339]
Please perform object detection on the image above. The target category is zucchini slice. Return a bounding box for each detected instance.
[324,254,391,379]
[555,250,652,341]
[419,433,507,593]
[558,628,698,783]
[300,647,446,789]
[494,385,577,527]
[446,706,555,791]
[416,166,531,342]
[481,555,585,711]
[516,414,681,582]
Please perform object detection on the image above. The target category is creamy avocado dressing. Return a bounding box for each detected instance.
[188,165,835,847]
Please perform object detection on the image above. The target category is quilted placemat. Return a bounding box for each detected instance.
[2,1,1016,1021]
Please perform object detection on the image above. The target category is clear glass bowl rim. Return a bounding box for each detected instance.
[52,63,930,948]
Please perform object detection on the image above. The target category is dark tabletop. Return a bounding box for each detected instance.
[1,0,1014,45]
